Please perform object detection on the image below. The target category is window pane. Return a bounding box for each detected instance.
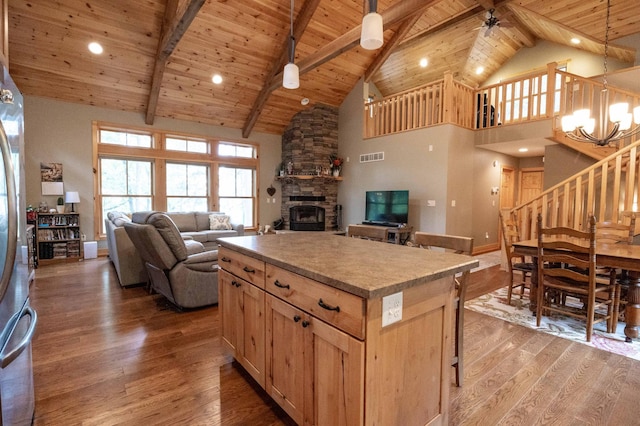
[219,167,236,197]
[167,163,187,196]
[166,138,186,151]
[167,197,208,212]
[188,165,208,196]
[166,137,208,153]
[220,198,253,227]
[127,161,152,195]
[235,168,253,197]
[100,130,151,147]
[218,142,254,158]
[101,159,127,194]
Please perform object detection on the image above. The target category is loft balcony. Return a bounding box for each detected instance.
[363,62,640,161]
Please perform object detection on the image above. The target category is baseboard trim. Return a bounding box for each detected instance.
[473,242,500,256]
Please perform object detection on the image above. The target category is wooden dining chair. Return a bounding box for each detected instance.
[536,214,618,342]
[347,224,389,242]
[499,209,534,305]
[413,231,474,387]
[596,211,636,329]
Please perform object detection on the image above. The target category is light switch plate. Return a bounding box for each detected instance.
[382,292,403,327]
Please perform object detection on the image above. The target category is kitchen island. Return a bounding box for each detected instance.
[217,233,478,426]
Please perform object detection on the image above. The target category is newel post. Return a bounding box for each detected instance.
[443,71,453,124]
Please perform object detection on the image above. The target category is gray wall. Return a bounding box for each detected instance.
[24,96,282,249]
[338,79,520,249]
[543,144,596,189]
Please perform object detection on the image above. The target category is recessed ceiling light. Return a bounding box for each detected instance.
[212,74,223,84]
[419,58,428,68]
[301,97,309,106]
[476,66,484,75]
[518,148,529,153]
[570,38,581,45]
[88,42,103,55]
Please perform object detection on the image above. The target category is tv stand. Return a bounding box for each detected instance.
[357,224,412,245]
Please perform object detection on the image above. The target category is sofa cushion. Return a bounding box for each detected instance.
[181,231,208,243]
[168,212,197,232]
[184,239,205,255]
[195,211,223,231]
[209,214,232,230]
[203,230,239,241]
[112,215,131,227]
[146,213,188,260]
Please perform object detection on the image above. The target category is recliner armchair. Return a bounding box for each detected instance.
[124,212,219,309]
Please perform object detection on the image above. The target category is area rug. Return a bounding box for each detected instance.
[466,286,640,361]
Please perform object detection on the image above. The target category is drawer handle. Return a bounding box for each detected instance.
[318,299,340,312]
[293,315,301,322]
[274,280,290,289]
[221,257,231,263]
[302,320,310,328]
[231,280,241,288]
[243,266,255,273]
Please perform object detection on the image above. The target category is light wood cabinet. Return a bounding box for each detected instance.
[219,268,265,388]
[218,235,459,426]
[266,294,364,426]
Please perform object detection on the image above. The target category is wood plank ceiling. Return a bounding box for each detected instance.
[7,0,640,138]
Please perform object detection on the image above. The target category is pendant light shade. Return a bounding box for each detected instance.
[283,61,299,89]
[360,0,383,50]
[283,0,299,90]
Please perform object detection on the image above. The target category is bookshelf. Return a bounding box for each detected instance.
[36,212,81,265]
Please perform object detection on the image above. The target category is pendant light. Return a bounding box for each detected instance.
[283,0,299,89]
[360,0,383,50]
[561,0,640,146]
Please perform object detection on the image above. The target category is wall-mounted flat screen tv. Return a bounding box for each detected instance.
[364,190,409,226]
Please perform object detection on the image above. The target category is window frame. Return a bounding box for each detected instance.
[93,121,259,240]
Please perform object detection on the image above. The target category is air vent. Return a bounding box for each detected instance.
[360,152,384,163]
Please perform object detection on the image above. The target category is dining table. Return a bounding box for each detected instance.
[512,238,640,343]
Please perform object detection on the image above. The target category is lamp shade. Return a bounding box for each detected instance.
[65,191,80,204]
[360,12,383,50]
[283,62,300,89]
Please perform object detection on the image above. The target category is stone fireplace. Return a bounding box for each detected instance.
[280,104,340,230]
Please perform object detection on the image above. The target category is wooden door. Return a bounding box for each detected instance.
[519,168,544,204]
[265,295,306,425]
[500,166,515,209]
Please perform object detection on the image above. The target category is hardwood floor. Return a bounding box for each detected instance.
[29,258,640,425]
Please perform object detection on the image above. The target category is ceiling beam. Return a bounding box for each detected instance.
[145,0,205,125]
[242,0,321,138]
[475,0,495,10]
[242,0,438,137]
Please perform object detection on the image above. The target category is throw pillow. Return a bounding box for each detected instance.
[113,216,131,227]
[209,214,232,230]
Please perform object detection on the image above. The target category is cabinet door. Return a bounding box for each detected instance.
[266,294,365,426]
[306,315,364,426]
[219,269,265,387]
[265,295,306,425]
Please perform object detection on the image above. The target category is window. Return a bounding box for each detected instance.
[219,166,255,227]
[166,137,208,153]
[166,162,209,211]
[100,158,153,231]
[100,129,151,147]
[94,123,259,238]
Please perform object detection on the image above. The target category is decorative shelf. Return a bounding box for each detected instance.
[276,175,343,181]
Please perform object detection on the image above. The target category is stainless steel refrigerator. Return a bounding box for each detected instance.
[0,62,37,425]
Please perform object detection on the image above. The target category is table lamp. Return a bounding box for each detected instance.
[65,191,80,212]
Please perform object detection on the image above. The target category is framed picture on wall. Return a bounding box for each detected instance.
[41,162,63,195]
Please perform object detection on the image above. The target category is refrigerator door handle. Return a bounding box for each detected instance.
[0,305,37,368]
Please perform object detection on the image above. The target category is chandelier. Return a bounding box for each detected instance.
[561,0,640,146]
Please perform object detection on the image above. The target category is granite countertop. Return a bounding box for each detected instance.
[218,233,479,299]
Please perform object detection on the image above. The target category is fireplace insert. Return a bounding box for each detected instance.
[290,205,325,231]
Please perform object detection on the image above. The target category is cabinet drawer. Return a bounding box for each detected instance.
[219,247,266,288]
[266,264,365,340]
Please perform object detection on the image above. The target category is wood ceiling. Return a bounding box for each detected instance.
[7,0,640,138]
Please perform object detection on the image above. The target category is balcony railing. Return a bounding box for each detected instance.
[364,62,640,152]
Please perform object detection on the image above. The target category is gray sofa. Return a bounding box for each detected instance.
[105,211,244,287]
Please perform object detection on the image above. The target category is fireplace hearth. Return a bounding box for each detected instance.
[290,205,325,231]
